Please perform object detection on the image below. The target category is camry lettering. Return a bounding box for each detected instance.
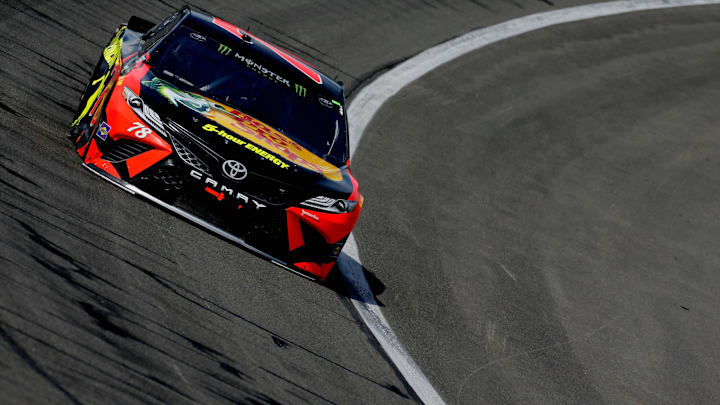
[190,169,266,209]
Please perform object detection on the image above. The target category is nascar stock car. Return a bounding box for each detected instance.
[68,7,363,280]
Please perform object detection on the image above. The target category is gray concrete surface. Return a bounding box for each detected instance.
[0,0,605,404]
[353,5,720,404]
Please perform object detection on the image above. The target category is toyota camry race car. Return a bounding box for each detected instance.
[68,7,362,280]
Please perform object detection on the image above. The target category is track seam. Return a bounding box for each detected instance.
[337,1,720,404]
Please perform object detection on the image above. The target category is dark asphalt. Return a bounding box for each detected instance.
[0,0,604,404]
[353,5,720,404]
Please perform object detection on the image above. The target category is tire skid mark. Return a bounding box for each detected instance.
[18,220,127,292]
[0,56,81,97]
[259,366,340,405]
[0,323,84,405]
[0,321,201,404]
[467,0,493,11]
[0,100,22,117]
[1,200,409,401]
[0,156,177,265]
[0,240,268,403]
[0,196,176,270]
[247,17,338,61]
[122,256,412,399]
[0,307,162,404]
[38,60,86,87]
[4,1,105,47]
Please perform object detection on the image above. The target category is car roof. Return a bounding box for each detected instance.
[178,8,344,101]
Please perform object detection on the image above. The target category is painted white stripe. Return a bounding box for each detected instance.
[339,1,720,404]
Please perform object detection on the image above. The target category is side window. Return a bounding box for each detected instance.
[142,8,186,51]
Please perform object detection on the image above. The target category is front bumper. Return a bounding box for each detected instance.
[81,162,357,280]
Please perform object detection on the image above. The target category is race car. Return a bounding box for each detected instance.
[68,6,362,281]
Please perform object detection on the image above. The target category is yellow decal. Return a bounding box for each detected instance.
[207,105,342,181]
[202,124,290,170]
[142,76,343,181]
[72,27,126,127]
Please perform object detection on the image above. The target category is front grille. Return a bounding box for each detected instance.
[247,214,287,244]
[137,165,185,192]
[163,120,310,208]
[166,120,217,173]
[102,139,152,163]
[169,134,211,174]
[241,175,302,207]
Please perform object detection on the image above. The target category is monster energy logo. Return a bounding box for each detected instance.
[295,84,307,97]
[218,44,232,55]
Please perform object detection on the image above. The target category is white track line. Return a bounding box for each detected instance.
[338,1,720,404]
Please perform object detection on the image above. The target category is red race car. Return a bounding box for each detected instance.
[68,6,362,281]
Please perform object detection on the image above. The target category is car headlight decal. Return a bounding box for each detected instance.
[122,86,165,136]
[300,195,357,213]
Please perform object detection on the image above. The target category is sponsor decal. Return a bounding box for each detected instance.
[213,17,323,85]
[294,84,306,97]
[213,44,306,98]
[127,122,152,139]
[318,97,333,108]
[142,77,211,114]
[233,54,292,88]
[209,112,342,180]
[96,121,111,141]
[190,169,266,209]
[190,32,206,42]
[203,124,290,170]
[143,77,342,181]
[330,99,344,116]
[222,159,248,181]
[217,43,232,55]
[72,27,126,127]
[301,209,320,222]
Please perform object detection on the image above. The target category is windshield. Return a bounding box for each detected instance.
[148,25,347,165]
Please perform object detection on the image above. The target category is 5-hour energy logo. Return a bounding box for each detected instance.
[142,74,342,181]
[202,124,290,170]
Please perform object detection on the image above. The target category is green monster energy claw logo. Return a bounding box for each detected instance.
[294,84,306,97]
[218,43,232,55]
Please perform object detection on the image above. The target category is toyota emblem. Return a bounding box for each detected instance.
[222,160,247,181]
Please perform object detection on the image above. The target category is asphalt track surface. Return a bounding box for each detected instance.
[1,1,719,404]
[354,4,720,404]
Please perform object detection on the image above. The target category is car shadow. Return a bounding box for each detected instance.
[321,253,386,306]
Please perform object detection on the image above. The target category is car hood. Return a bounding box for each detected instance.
[136,72,353,196]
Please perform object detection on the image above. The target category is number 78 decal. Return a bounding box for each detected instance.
[127,122,152,139]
